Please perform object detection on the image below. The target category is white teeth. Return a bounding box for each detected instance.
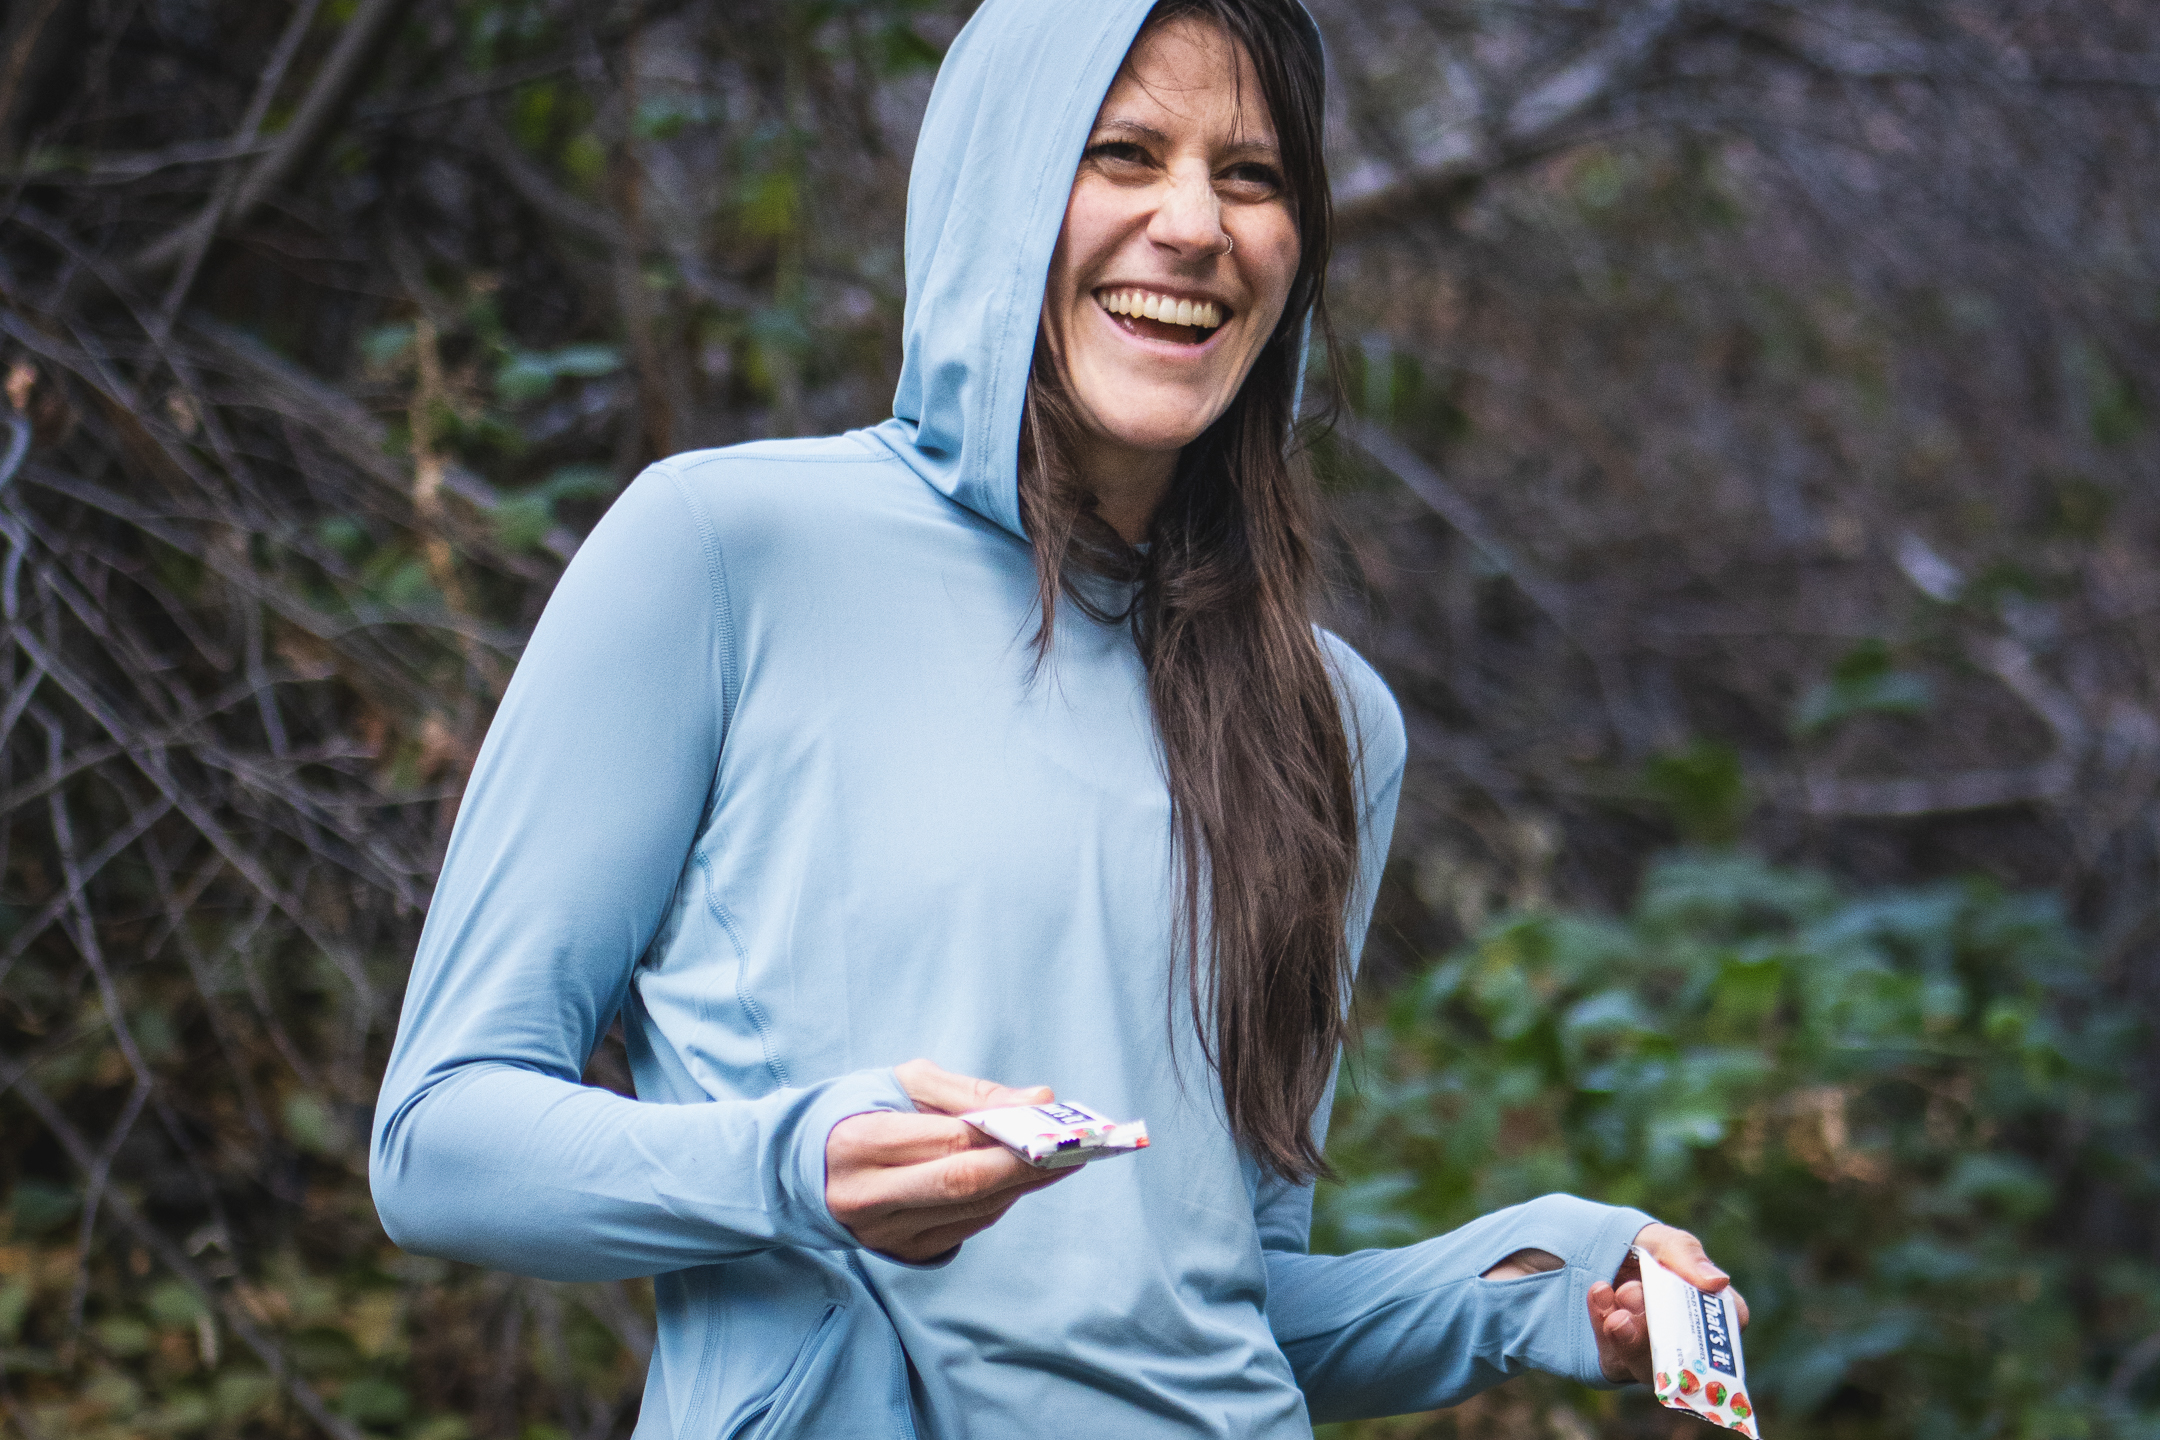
[1096,289,1225,330]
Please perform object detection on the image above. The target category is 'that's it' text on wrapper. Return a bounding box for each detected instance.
[1638,1244,1758,1436]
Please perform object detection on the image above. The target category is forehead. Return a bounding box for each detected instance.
[1096,16,1274,145]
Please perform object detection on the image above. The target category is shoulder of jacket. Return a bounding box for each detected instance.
[655,431,905,481]
[637,432,908,528]
[1314,628,1392,704]
[1315,628,1408,770]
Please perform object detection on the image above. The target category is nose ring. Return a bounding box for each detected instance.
[1221,233,1234,256]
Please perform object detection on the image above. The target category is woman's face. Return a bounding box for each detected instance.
[1041,17,1301,464]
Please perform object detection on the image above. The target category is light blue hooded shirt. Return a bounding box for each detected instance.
[370,2,1654,1435]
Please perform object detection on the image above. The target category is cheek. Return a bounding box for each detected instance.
[1054,182,1135,291]
[1242,223,1302,336]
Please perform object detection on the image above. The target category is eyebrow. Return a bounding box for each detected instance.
[1090,116,1280,158]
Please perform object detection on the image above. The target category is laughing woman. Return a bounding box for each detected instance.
[371,1,1741,1435]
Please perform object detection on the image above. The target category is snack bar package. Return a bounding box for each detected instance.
[1636,1245,1758,1437]
[959,1100,1150,1169]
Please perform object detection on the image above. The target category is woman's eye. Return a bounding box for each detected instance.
[1219,163,1284,198]
[1086,141,1154,170]
[1218,165,1278,195]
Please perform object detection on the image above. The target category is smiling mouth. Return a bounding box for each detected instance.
[1095,287,1226,346]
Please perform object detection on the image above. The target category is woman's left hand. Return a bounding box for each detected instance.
[1588,1222,1749,1386]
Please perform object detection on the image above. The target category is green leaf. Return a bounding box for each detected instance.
[635,92,717,140]
[547,344,624,379]
[93,1316,154,1358]
[375,557,443,612]
[1563,987,1656,1034]
[1947,1153,2054,1221]
[7,1178,77,1236]
[337,1376,411,1426]
[147,1280,207,1327]
[739,170,801,238]
[360,322,414,369]
[542,463,615,500]
[1709,955,1784,1030]
[492,493,556,551]
[1795,640,1934,735]
[213,1370,278,1421]
[1643,740,1749,846]
[0,1280,29,1342]
[145,1391,213,1433]
[510,80,560,150]
[83,1368,143,1418]
[562,132,606,188]
[282,1091,341,1155]
[317,515,369,559]
[494,353,557,405]
[877,20,943,74]
[492,465,617,550]
[494,345,624,404]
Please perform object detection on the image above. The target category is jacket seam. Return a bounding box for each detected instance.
[669,448,907,470]
[661,462,789,1092]
[678,1269,730,1440]
[695,849,792,1090]
[660,462,742,747]
[848,1252,922,1438]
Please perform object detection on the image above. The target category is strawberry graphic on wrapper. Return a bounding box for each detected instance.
[1730,1393,1752,1419]
[1656,1372,1671,1393]
[1677,1369,1701,1395]
[1706,1380,1728,1406]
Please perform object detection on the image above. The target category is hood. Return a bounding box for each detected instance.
[876,0,1158,541]
[876,0,1326,542]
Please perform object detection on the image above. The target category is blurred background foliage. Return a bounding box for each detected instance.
[0,0,2154,1437]
[1316,854,2154,1438]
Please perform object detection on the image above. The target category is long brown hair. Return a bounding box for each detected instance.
[1017,0,1355,1183]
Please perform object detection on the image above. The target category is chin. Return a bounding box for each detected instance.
[1100,418,1210,454]
[1078,389,1228,455]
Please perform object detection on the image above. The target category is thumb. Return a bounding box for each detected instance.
[894,1058,1054,1116]
[1636,1223,1730,1293]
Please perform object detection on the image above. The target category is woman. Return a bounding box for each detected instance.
[372,1,1741,1434]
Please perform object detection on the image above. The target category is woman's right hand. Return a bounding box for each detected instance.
[826,1058,1074,1264]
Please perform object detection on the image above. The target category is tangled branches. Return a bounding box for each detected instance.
[0,222,558,1432]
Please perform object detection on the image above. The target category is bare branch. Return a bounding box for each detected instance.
[1797,531,2095,818]
[155,0,329,327]
[1334,0,1694,233]
[1338,413,1650,754]
[133,0,422,274]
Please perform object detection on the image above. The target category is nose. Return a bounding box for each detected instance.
[1147,162,1230,261]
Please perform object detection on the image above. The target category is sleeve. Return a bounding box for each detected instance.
[1257,641,1656,1420]
[1265,1195,1657,1421]
[368,463,911,1283]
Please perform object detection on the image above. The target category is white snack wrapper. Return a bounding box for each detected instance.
[1636,1245,1759,1436]
[959,1100,1150,1169]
